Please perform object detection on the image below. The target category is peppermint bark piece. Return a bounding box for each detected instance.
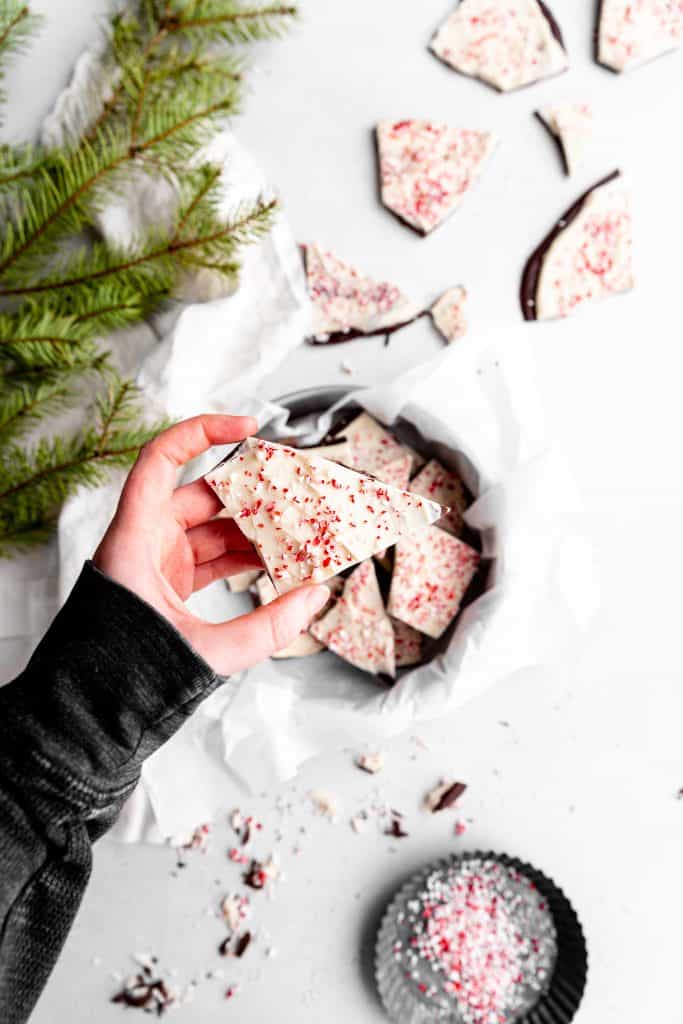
[392,618,423,668]
[388,525,480,639]
[304,244,423,344]
[536,103,593,176]
[310,560,396,677]
[376,452,412,491]
[255,575,342,658]
[521,171,633,321]
[430,0,569,93]
[294,439,353,466]
[339,412,418,477]
[430,286,468,342]
[205,438,443,594]
[597,0,683,73]
[376,120,496,235]
[227,569,261,593]
[409,459,469,537]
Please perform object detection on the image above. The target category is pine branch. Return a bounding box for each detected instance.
[0,185,277,301]
[0,355,107,446]
[161,2,297,45]
[0,374,171,556]
[0,310,100,368]
[0,1,295,558]
[0,3,41,110]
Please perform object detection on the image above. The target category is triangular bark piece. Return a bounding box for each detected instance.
[206,438,443,594]
[430,286,468,342]
[388,525,480,639]
[304,244,423,343]
[409,459,469,537]
[310,560,396,676]
[392,618,423,668]
[338,412,419,477]
[430,0,569,92]
[598,0,683,72]
[376,120,496,235]
[536,103,593,175]
[521,171,634,321]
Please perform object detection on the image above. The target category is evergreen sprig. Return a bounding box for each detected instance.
[0,0,295,557]
[0,3,41,111]
[0,374,171,555]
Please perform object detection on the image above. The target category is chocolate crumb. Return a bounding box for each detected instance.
[234,932,251,958]
[426,780,468,812]
[385,817,409,839]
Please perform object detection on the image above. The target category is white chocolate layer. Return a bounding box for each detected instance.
[538,102,593,176]
[305,244,422,342]
[409,459,469,538]
[377,120,496,235]
[431,286,468,343]
[599,0,683,72]
[392,618,424,668]
[205,438,443,594]
[310,560,395,676]
[535,177,634,321]
[388,525,480,639]
[431,0,568,92]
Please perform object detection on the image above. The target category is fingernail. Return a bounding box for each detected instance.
[305,585,330,615]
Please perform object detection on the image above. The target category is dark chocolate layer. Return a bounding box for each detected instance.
[519,169,620,321]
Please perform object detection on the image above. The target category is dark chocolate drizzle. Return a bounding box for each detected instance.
[301,241,428,343]
[519,169,621,321]
[536,0,565,49]
[534,110,570,176]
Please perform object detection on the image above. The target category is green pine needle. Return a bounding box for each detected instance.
[0,374,171,556]
[0,0,296,557]
[0,3,42,111]
[0,355,107,446]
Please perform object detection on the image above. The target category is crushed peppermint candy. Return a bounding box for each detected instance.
[311,560,396,676]
[523,172,634,321]
[598,0,683,72]
[220,892,251,932]
[409,459,469,538]
[205,437,442,595]
[181,823,211,852]
[243,855,280,891]
[393,858,557,1023]
[303,243,423,343]
[392,618,423,668]
[388,525,480,639]
[111,957,179,1015]
[430,0,569,92]
[377,120,496,235]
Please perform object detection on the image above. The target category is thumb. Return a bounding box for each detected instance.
[190,583,331,675]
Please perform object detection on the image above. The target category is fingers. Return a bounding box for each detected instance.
[186,518,255,566]
[121,415,258,515]
[193,551,263,592]
[190,585,330,674]
[172,479,225,530]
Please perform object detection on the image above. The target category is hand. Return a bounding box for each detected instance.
[93,414,330,675]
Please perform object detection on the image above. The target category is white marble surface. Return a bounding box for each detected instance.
[2,2,683,1022]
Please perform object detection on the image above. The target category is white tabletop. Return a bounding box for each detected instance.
[2,1,682,1021]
